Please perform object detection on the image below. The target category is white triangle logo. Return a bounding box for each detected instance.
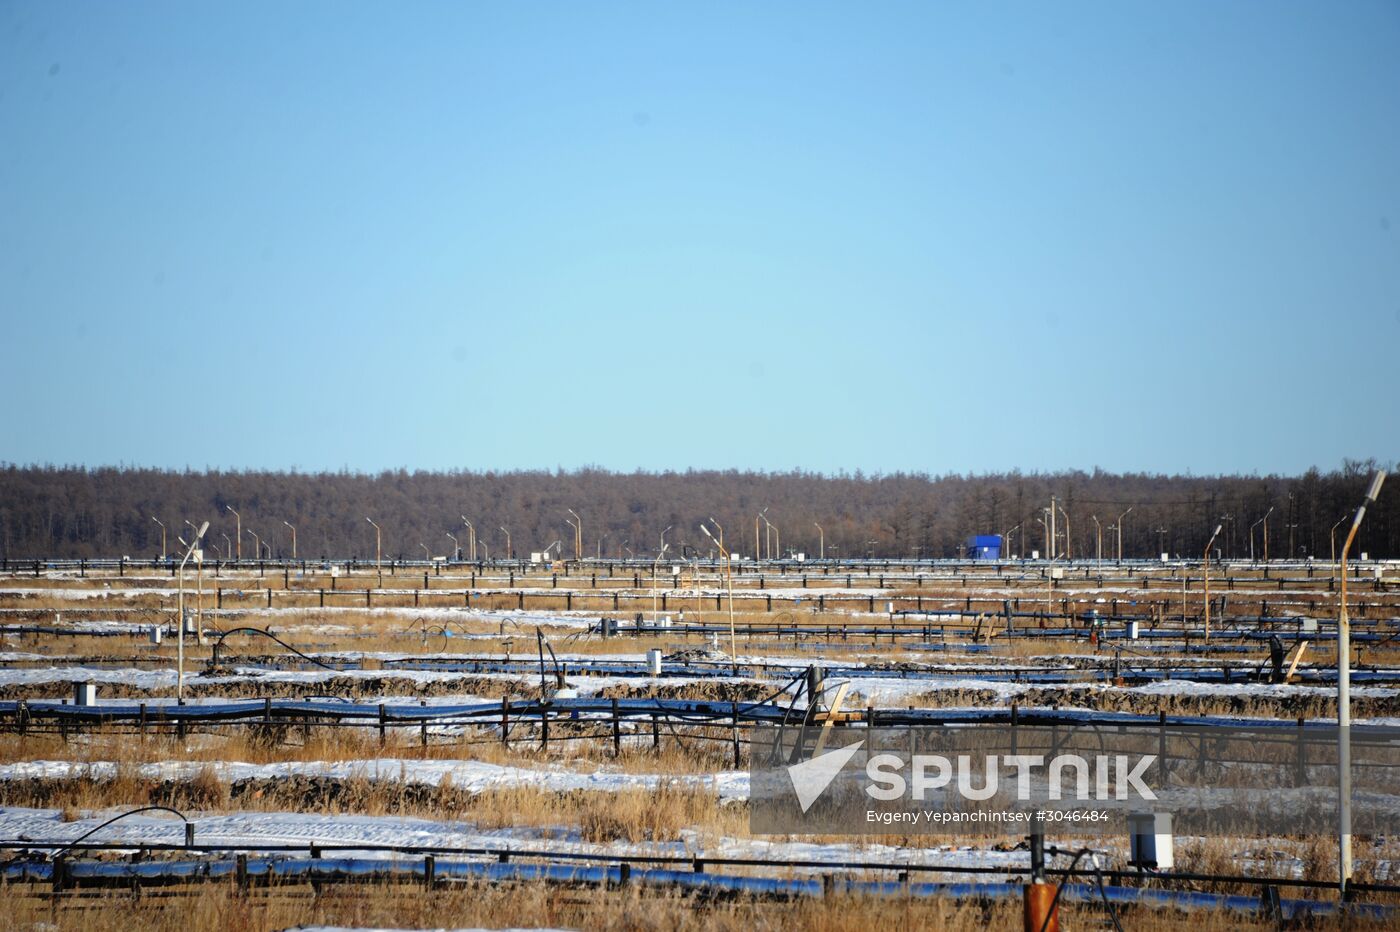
[787,740,865,813]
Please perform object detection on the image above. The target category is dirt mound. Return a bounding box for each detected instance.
[596,680,774,703]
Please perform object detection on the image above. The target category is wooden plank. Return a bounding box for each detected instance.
[812,682,851,755]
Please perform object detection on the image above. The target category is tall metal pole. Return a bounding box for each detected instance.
[461,517,475,562]
[1091,515,1102,563]
[1056,503,1071,561]
[152,517,166,560]
[651,534,670,619]
[702,524,738,676]
[283,521,296,561]
[1203,524,1222,639]
[709,517,724,550]
[195,541,203,644]
[1330,515,1349,564]
[1339,470,1386,893]
[175,522,209,704]
[367,518,381,583]
[567,509,582,561]
[1116,507,1133,562]
[226,506,241,562]
[1000,524,1019,560]
[814,523,824,560]
[1263,508,1272,563]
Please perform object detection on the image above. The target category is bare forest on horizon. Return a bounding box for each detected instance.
[0,462,1395,562]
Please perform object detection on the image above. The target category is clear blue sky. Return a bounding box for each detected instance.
[3,1,1397,476]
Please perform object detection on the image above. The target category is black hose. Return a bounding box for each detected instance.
[209,627,339,671]
[48,805,191,860]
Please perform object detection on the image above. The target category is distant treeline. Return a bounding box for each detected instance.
[0,462,1395,561]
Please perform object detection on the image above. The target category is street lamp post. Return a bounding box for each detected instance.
[1115,507,1133,563]
[175,521,209,704]
[1202,523,1223,638]
[999,524,1020,560]
[151,517,167,561]
[754,508,767,563]
[813,523,824,560]
[247,529,261,563]
[1263,507,1273,562]
[567,509,582,561]
[708,517,724,551]
[221,533,231,563]
[565,514,580,562]
[1091,515,1102,563]
[366,518,382,584]
[446,532,459,561]
[1056,503,1071,561]
[651,526,672,620]
[763,516,779,561]
[1249,507,1273,563]
[461,517,476,562]
[1330,514,1349,565]
[701,523,738,676]
[225,506,241,562]
[1338,470,1386,893]
[283,521,297,561]
[499,526,511,561]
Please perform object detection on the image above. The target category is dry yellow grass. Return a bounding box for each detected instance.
[10,876,1344,932]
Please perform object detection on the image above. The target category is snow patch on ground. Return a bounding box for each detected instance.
[0,759,751,802]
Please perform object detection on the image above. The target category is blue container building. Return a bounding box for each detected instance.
[967,535,1002,560]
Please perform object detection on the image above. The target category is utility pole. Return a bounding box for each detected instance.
[1202,523,1223,638]
[1056,502,1071,561]
[567,509,582,560]
[1338,471,1386,893]
[175,522,209,704]
[366,518,382,584]
[226,506,241,562]
[151,517,167,561]
[1263,508,1272,562]
[461,517,476,562]
[701,523,738,676]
